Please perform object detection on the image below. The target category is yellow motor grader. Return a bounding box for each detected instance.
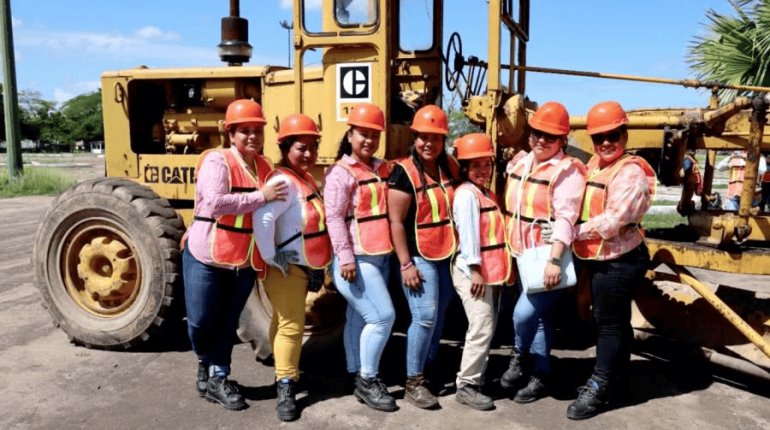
[33,0,770,379]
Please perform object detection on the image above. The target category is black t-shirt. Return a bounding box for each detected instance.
[388,163,445,257]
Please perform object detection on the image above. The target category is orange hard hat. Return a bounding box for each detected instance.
[454,133,494,160]
[528,101,570,136]
[277,113,321,142]
[224,99,267,130]
[410,105,449,135]
[586,101,628,135]
[348,103,385,132]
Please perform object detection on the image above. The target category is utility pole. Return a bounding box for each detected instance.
[1,0,22,177]
[279,20,292,68]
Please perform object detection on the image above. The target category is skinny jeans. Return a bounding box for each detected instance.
[263,264,308,381]
[512,279,563,377]
[401,256,454,377]
[332,255,395,379]
[183,247,254,375]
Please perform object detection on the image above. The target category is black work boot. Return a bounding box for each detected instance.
[500,351,526,389]
[196,362,208,397]
[205,375,246,410]
[567,377,609,420]
[514,375,547,404]
[404,374,439,409]
[276,378,299,422]
[354,375,397,412]
[455,384,495,411]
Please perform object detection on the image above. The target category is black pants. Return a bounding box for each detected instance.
[580,244,649,384]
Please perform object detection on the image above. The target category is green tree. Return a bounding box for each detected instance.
[60,90,103,144]
[19,90,57,142]
[447,108,481,144]
[689,0,770,102]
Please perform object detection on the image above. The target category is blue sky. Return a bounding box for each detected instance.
[8,0,735,115]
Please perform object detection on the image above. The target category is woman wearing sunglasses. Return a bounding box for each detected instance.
[501,101,586,404]
[568,101,656,420]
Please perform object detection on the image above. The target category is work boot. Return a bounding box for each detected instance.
[567,377,609,420]
[500,351,526,389]
[455,384,495,411]
[196,362,208,397]
[514,376,547,404]
[276,378,299,422]
[205,375,246,410]
[354,375,397,412]
[404,374,439,409]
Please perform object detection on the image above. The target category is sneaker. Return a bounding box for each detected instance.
[205,376,246,410]
[514,376,547,404]
[500,352,526,389]
[196,362,208,397]
[355,375,397,412]
[455,384,495,411]
[567,377,609,420]
[404,374,439,409]
[276,378,299,422]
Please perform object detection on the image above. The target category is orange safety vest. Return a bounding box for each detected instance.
[268,167,332,269]
[459,183,511,285]
[573,155,656,260]
[727,157,746,198]
[335,159,394,255]
[682,153,703,196]
[396,156,460,261]
[504,156,580,256]
[192,149,271,276]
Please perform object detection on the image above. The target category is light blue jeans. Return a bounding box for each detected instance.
[332,255,395,379]
[513,281,563,377]
[401,256,454,377]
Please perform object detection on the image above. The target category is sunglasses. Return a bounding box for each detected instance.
[591,129,623,145]
[530,129,561,143]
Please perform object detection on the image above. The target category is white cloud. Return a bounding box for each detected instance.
[53,89,75,104]
[12,17,21,28]
[281,0,321,10]
[134,26,180,41]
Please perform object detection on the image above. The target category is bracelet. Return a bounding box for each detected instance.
[400,261,414,271]
[548,257,562,265]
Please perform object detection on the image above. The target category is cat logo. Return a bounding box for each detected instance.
[144,165,196,184]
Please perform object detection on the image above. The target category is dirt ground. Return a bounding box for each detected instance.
[1,154,768,429]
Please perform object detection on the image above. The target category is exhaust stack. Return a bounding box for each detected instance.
[218,0,252,65]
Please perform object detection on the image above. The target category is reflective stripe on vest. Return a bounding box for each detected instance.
[268,167,332,269]
[193,149,271,276]
[504,157,575,256]
[573,155,657,260]
[336,159,394,255]
[397,156,459,260]
[460,183,511,285]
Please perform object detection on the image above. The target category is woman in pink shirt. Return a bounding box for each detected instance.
[501,101,586,404]
[182,99,286,411]
[568,101,655,420]
[323,103,397,412]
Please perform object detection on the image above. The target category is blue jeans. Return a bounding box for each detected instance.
[183,248,255,375]
[725,194,760,211]
[332,255,395,379]
[513,280,563,377]
[401,256,454,377]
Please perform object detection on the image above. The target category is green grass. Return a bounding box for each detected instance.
[642,213,687,229]
[0,168,76,198]
[651,199,678,206]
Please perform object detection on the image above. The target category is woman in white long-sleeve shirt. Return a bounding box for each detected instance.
[252,113,332,423]
[451,133,511,411]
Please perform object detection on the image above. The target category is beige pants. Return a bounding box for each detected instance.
[452,264,499,387]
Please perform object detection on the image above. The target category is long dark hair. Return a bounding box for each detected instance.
[335,127,353,161]
[410,133,457,194]
[278,138,294,168]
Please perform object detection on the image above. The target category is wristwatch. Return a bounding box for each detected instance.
[547,257,561,265]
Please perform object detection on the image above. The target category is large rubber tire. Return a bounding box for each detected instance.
[33,178,184,349]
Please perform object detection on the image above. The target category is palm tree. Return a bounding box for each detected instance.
[689,0,770,102]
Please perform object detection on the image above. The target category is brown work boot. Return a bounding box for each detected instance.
[404,374,439,409]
